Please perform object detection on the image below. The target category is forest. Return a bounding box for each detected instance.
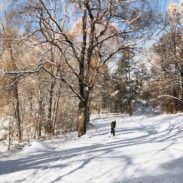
[0,0,182,148]
[2,1,183,183]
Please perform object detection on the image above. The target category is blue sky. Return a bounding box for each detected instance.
[0,0,173,16]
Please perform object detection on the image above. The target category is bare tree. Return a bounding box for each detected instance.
[147,2,183,113]
[6,0,159,137]
[0,12,23,141]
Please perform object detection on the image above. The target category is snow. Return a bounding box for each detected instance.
[1,113,183,183]
[21,142,48,154]
[111,90,119,97]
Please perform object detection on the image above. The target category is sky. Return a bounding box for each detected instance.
[0,0,172,17]
[0,0,179,46]
[0,0,178,19]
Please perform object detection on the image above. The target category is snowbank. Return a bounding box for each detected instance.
[22,141,48,154]
[1,113,183,183]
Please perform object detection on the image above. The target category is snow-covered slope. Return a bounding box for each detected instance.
[1,113,183,183]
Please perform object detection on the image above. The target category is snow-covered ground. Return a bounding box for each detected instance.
[1,113,183,183]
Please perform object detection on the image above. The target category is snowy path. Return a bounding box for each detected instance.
[1,113,183,183]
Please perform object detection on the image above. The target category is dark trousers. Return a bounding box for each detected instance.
[111,128,115,136]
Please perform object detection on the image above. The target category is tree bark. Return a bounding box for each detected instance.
[37,98,43,139]
[78,96,90,137]
[14,82,22,141]
[180,72,183,102]
[52,82,62,133]
[8,38,22,141]
[48,80,55,121]
[78,0,88,137]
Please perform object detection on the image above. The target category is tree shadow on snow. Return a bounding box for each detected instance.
[0,114,183,182]
[120,157,183,183]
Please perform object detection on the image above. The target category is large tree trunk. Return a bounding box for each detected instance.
[78,0,92,137]
[78,84,90,137]
[78,98,90,137]
[78,101,86,137]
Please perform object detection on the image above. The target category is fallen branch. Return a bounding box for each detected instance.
[157,95,183,103]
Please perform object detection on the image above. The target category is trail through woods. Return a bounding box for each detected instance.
[1,113,183,183]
